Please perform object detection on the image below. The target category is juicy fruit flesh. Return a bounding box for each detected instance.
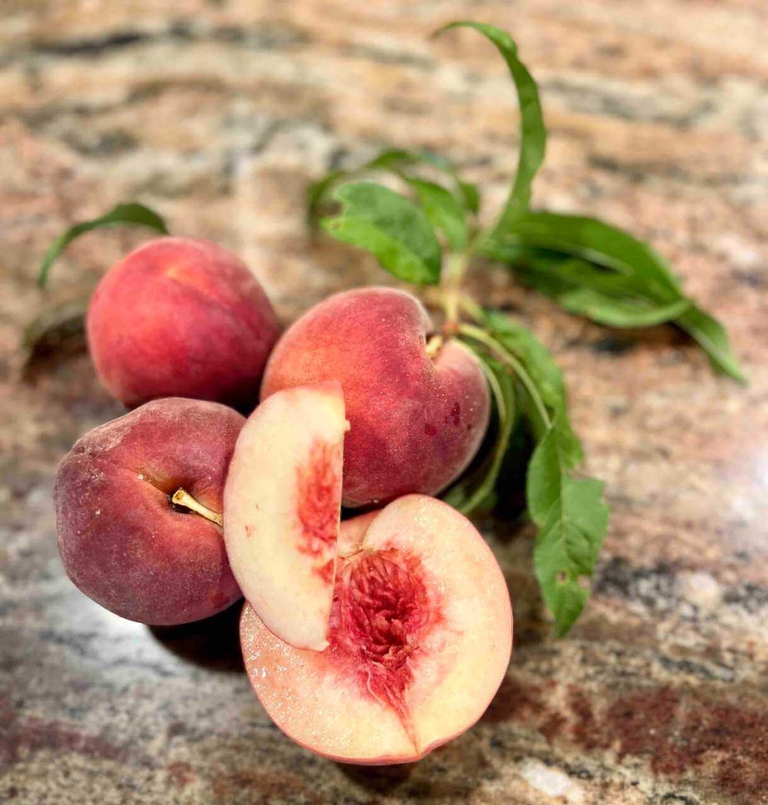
[328,547,442,738]
[297,440,343,586]
[241,496,513,764]
[223,382,347,650]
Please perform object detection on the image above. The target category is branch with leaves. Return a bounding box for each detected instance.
[307,21,745,635]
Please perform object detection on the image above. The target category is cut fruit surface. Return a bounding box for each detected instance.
[240,495,513,764]
[224,382,347,650]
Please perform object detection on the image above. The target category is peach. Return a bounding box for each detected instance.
[240,495,512,764]
[261,288,490,507]
[224,382,348,650]
[54,397,244,625]
[87,237,281,411]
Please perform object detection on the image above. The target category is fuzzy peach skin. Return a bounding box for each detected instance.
[240,495,512,764]
[87,237,281,410]
[55,398,244,625]
[261,288,490,507]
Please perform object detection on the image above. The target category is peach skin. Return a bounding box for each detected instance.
[55,397,244,625]
[87,237,281,410]
[261,287,490,507]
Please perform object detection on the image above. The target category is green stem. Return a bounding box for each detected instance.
[458,295,485,324]
[425,333,444,358]
[442,252,470,325]
[458,323,552,430]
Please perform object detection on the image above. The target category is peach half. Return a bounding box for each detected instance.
[240,495,513,764]
[223,382,348,650]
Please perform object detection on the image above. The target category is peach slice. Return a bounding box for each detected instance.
[240,495,513,764]
[224,382,348,650]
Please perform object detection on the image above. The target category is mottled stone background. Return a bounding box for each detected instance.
[1,1,767,803]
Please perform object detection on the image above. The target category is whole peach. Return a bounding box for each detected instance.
[55,398,244,625]
[261,288,490,507]
[86,237,281,410]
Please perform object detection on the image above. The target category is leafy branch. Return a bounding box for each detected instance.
[457,312,608,636]
[306,21,746,634]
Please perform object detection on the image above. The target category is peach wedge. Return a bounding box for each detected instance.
[240,495,513,764]
[224,382,348,650]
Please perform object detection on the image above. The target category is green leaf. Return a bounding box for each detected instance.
[436,22,545,229]
[482,311,582,465]
[443,354,517,515]
[22,298,87,352]
[677,304,748,384]
[487,211,684,298]
[38,203,169,289]
[458,311,608,636]
[486,215,747,381]
[528,425,609,637]
[386,150,481,215]
[307,148,414,222]
[503,248,669,299]
[308,147,480,223]
[458,180,480,214]
[554,289,691,328]
[415,155,481,216]
[408,178,468,251]
[307,169,347,222]
[512,255,692,326]
[366,147,419,170]
[321,182,442,285]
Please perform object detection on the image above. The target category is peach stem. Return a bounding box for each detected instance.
[442,252,470,325]
[425,334,444,358]
[171,488,223,526]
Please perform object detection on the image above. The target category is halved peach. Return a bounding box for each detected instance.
[224,382,348,650]
[240,495,513,764]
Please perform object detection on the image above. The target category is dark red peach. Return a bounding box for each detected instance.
[55,397,244,625]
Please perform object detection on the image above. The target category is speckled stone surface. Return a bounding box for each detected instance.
[1,2,767,803]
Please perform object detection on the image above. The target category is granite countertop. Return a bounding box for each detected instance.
[1,1,767,803]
